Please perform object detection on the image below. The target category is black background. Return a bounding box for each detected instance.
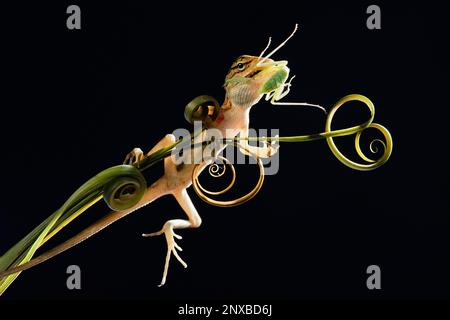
[0,1,448,301]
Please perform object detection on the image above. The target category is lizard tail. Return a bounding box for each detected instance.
[0,178,167,280]
[0,164,161,295]
[0,209,129,278]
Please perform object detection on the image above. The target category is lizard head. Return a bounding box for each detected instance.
[223,24,298,109]
[224,55,289,108]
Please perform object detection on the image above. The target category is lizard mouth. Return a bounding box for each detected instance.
[253,60,288,76]
[247,60,288,79]
[247,69,262,78]
[253,60,290,94]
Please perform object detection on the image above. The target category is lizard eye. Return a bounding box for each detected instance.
[237,63,245,71]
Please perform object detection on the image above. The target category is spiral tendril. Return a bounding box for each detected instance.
[193,94,392,207]
[325,95,393,171]
[208,162,227,178]
[192,156,264,207]
[229,94,393,171]
[103,165,147,211]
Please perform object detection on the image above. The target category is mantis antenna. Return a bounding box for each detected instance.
[257,23,299,66]
[257,37,272,61]
[257,23,326,113]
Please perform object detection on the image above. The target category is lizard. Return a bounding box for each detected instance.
[0,24,392,292]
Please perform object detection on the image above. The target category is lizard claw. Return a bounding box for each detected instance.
[261,135,280,157]
[142,222,187,287]
[123,147,144,167]
[268,134,280,156]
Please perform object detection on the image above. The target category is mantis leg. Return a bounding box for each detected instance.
[268,76,326,113]
[265,75,295,102]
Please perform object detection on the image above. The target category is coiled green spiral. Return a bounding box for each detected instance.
[102,165,147,211]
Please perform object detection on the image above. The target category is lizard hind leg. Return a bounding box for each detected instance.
[143,219,189,287]
[139,133,202,286]
[143,189,202,287]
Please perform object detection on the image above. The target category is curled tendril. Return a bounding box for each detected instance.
[191,94,392,207]
[325,94,393,171]
[230,94,393,171]
[196,157,236,196]
[103,165,147,211]
[184,95,220,124]
[369,139,384,154]
[208,162,227,178]
[192,156,265,207]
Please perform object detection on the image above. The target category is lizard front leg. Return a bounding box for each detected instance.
[238,126,279,158]
[123,133,177,167]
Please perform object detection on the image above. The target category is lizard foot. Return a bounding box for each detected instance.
[123,147,145,167]
[142,222,187,287]
[244,135,280,158]
[262,134,280,157]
